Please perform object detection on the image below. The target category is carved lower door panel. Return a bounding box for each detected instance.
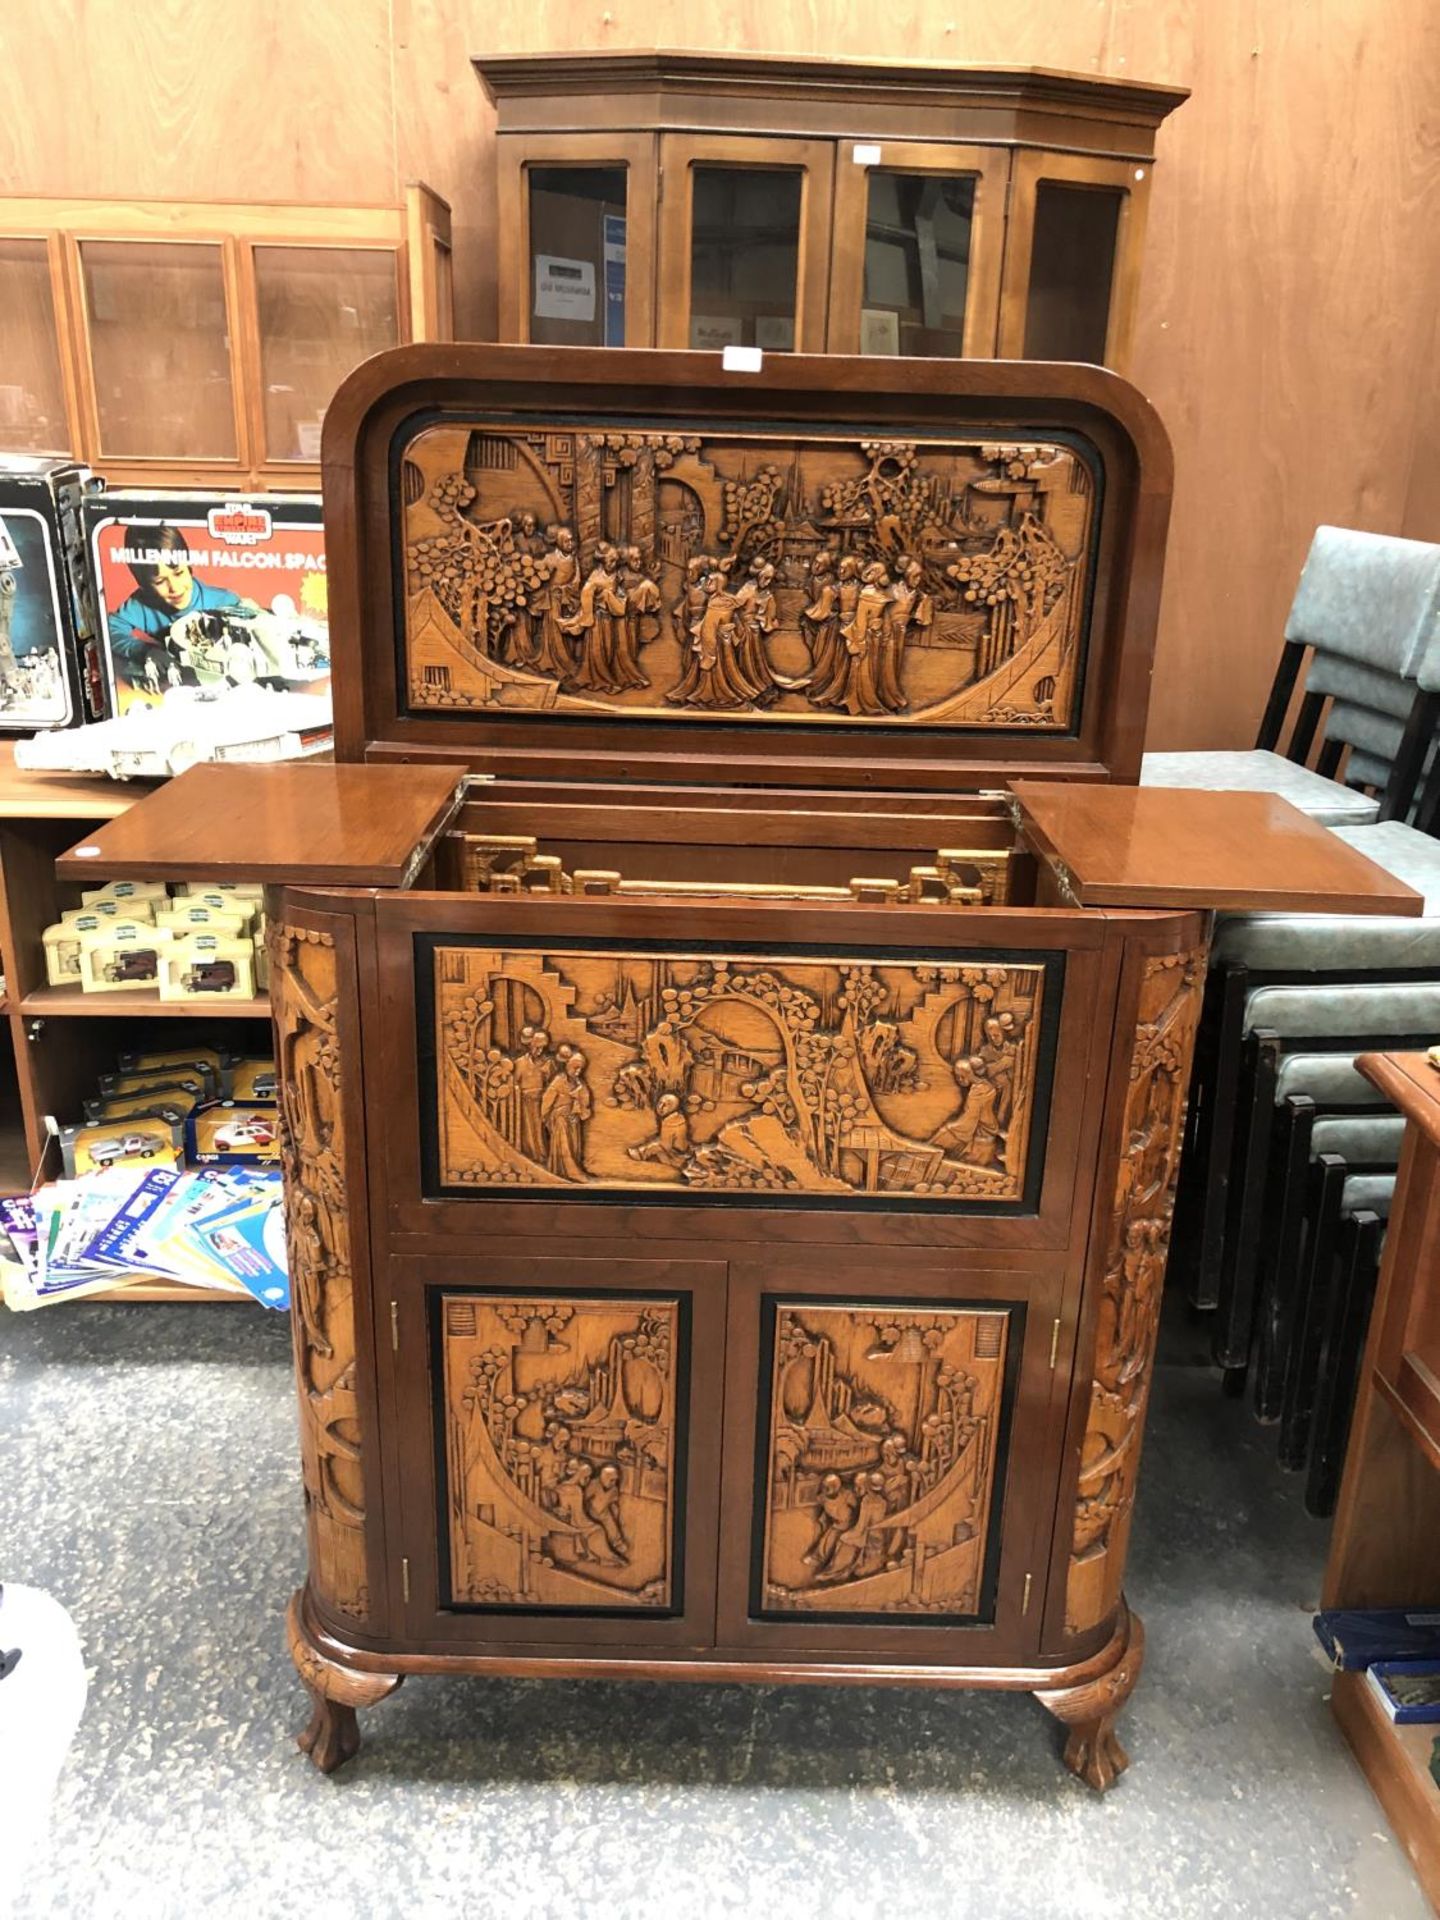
[390,1252,726,1649]
[716,1254,1060,1660]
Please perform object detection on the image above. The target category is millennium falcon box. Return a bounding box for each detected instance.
[0,455,106,731]
[84,490,329,718]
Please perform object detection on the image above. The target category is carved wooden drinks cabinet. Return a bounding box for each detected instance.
[55,346,1420,1788]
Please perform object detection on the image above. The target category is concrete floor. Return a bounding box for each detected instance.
[0,1299,1429,1920]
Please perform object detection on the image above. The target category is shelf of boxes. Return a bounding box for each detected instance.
[0,747,274,1299]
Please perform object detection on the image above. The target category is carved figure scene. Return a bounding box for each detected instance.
[270,923,368,1619]
[761,1303,1010,1617]
[401,423,1095,730]
[1066,948,1205,1634]
[439,1293,679,1609]
[434,945,1046,1202]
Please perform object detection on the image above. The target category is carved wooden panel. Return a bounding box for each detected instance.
[437,1292,682,1611]
[756,1301,1013,1619]
[400,422,1097,732]
[269,919,368,1620]
[429,944,1050,1203]
[1065,945,1206,1635]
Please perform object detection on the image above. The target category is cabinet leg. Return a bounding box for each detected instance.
[1034,1603,1145,1793]
[286,1590,402,1775]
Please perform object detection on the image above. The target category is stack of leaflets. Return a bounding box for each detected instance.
[0,1164,288,1311]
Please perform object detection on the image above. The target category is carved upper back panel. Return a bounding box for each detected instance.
[402,424,1096,734]
[324,347,1173,787]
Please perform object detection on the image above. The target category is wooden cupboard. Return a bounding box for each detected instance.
[0,188,454,489]
[1323,1053,1440,1905]
[476,52,1187,372]
[51,346,1416,1789]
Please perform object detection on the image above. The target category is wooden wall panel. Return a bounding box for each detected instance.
[1122,0,1440,750]
[0,0,1435,750]
[0,0,396,205]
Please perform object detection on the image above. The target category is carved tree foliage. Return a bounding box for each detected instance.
[433,946,1048,1206]
[759,1301,1012,1619]
[439,1292,681,1610]
[270,920,369,1619]
[1065,946,1206,1636]
[400,423,1094,730]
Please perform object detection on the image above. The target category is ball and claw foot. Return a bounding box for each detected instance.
[297,1693,364,1774]
[1035,1603,1145,1793]
[287,1590,402,1776]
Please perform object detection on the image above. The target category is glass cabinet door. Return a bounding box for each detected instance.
[77,238,240,460]
[826,142,1006,358]
[496,133,657,347]
[656,135,835,353]
[997,154,1152,371]
[0,237,73,452]
[252,245,400,462]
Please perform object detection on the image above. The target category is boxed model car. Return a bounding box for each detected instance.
[157,932,255,1003]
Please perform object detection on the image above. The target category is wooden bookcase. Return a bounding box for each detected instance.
[1322,1052,1440,1909]
[0,745,269,1301]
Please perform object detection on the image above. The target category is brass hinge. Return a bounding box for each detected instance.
[401,1556,411,1603]
[390,1300,399,1352]
[1021,1572,1034,1616]
[1049,1317,1062,1369]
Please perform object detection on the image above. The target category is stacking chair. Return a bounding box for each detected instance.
[1143,525,1440,823]
[1275,1119,1397,1500]
[1303,1198,1390,1517]
[1250,1055,1395,1424]
[1173,819,1440,1313]
[1197,979,1440,1340]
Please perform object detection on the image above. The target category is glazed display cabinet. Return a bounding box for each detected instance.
[477,52,1187,371]
[0,188,453,488]
[53,346,1415,1788]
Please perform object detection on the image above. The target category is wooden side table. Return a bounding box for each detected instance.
[1323,1050,1440,1910]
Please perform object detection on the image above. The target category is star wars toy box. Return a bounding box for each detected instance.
[0,455,107,731]
[84,491,330,718]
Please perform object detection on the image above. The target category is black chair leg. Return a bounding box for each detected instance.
[1253,1096,1316,1422]
[1285,689,1327,765]
[1187,963,1250,1310]
[1279,1153,1347,1471]
[1316,736,1345,779]
[1255,639,1307,752]
[1379,689,1440,822]
[1304,1212,1383,1518]
[1214,1030,1281,1370]
[1415,747,1440,837]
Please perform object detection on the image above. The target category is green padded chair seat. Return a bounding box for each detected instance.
[1212,821,1440,970]
[1140,750,1380,824]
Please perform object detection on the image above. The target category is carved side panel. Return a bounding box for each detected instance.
[269,920,368,1620]
[757,1301,1013,1620]
[438,1292,682,1611]
[1065,945,1206,1635]
[400,423,1097,732]
[429,945,1051,1205]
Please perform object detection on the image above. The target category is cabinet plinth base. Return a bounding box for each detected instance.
[288,1587,1144,1786]
[287,1591,403,1775]
[1035,1603,1145,1792]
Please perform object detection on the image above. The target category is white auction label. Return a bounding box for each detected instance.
[533,255,596,323]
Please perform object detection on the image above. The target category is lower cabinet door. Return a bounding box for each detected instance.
[390,1253,726,1649]
[715,1255,1060,1662]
